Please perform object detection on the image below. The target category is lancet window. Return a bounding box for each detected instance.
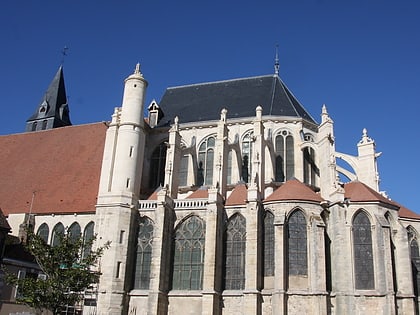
[82,222,95,259]
[275,130,294,182]
[353,211,374,289]
[224,213,246,290]
[51,223,64,247]
[241,131,253,183]
[408,227,420,297]
[68,222,81,242]
[198,136,215,186]
[263,211,275,276]
[287,210,307,276]
[172,216,205,290]
[134,217,153,290]
[150,142,167,189]
[37,223,49,243]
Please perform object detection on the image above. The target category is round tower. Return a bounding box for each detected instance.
[110,63,148,195]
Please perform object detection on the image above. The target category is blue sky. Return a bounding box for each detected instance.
[1,0,419,211]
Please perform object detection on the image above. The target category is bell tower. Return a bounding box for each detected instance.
[96,64,148,314]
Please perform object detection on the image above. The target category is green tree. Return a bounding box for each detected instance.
[5,229,110,315]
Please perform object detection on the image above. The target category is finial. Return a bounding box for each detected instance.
[359,128,373,144]
[221,108,227,122]
[134,63,141,74]
[274,44,280,76]
[61,46,69,65]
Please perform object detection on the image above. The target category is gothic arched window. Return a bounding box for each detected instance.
[37,223,49,243]
[275,130,294,182]
[408,227,420,298]
[241,131,253,183]
[287,210,307,276]
[68,222,81,242]
[51,223,64,247]
[179,154,189,186]
[264,211,275,276]
[149,143,167,189]
[353,211,374,290]
[134,217,153,290]
[82,222,95,259]
[224,213,246,290]
[172,216,205,290]
[303,146,318,186]
[198,136,215,186]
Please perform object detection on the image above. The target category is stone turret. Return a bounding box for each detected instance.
[96,64,148,314]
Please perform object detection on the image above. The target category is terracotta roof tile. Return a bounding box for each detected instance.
[264,179,323,203]
[226,184,247,206]
[393,202,420,220]
[187,187,209,199]
[0,123,107,215]
[344,181,396,207]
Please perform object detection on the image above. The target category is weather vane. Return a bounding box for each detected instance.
[61,46,69,65]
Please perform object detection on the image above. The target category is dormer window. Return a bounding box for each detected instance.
[39,100,49,116]
[147,100,164,128]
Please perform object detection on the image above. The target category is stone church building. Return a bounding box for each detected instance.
[1,61,420,315]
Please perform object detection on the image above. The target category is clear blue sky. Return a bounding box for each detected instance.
[1,0,419,211]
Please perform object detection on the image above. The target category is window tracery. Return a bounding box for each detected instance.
[134,217,153,290]
[275,130,294,182]
[287,210,307,276]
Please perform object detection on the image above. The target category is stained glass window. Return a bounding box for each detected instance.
[68,222,81,242]
[172,216,205,290]
[179,155,189,186]
[224,213,246,290]
[353,211,374,289]
[287,210,307,276]
[149,143,167,189]
[264,211,275,276]
[37,223,49,243]
[275,130,294,182]
[408,227,420,297]
[82,222,94,259]
[198,137,215,186]
[134,217,153,290]
[51,223,64,247]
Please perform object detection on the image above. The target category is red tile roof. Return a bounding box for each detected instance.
[344,181,396,207]
[264,179,324,203]
[344,181,420,220]
[226,184,247,206]
[0,123,107,216]
[187,187,209,199]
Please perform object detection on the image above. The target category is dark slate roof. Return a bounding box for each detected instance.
[157,75,317,126]
[26,66,72,127]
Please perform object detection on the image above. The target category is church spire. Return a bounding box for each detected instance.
[26,66,72,132]
[274,45,280,76]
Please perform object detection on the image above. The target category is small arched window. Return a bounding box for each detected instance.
[51,223,64,247]
[37,223,49,243]
[241,131,253,183]
[275,130,294,182]
[172,216,205,290]
[31,121,37,131]
[82,222,95,258]
[149,143,167,189]
[68,222,81,242]
[353,211,374,289]
[224,213,246,290]
[287,210,307,276]
[198,136,215,186]
[134,217,153,290]
[263,211,275,276]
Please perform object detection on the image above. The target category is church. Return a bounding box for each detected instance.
[0,60,419,315]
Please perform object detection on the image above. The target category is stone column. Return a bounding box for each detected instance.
[202,188,224,315]
[164,117,182,199]
[272,208,286,315]
[243,185,262,315]
[147,189,175,315]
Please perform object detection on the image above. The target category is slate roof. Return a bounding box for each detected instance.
[157,75,317,126]
[0,123,107,216]
[27,66,72,127]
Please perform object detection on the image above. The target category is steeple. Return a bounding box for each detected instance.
[274,45,280,76]
[26,66,72,132]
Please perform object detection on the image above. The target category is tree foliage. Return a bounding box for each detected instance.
[5,229,110,315]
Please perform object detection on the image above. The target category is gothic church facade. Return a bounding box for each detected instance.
[1,63,420,315]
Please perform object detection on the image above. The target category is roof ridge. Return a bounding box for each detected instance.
[165,74,275,91]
